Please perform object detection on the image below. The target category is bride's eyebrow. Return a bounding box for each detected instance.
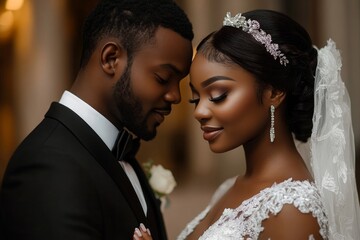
[201,76,234,88]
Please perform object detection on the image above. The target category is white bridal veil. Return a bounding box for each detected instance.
[298,39,360,240]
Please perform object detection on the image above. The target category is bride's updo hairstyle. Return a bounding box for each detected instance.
[197,10,318,142]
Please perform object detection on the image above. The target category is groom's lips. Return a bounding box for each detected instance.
[153,109,171,124]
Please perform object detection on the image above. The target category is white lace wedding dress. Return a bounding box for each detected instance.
[177,177,329,240]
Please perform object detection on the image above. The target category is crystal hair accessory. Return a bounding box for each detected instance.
[223,12,289,66]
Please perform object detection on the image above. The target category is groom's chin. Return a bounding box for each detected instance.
[135,127,157,141]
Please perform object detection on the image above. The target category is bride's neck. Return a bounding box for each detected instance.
[242,130,304,180]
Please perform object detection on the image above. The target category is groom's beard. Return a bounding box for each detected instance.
[114,63,157,141]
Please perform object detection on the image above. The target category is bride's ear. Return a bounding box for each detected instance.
[263,86,286,108]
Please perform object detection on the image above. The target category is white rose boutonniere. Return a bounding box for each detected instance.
[143,160,177,211]
[149,165,177,195]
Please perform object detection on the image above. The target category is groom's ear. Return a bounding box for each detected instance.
[100,41,127,77]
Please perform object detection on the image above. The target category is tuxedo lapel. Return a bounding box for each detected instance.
[45,102,147,224]
[128,157,168,240]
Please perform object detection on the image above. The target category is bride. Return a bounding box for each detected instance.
[134,9,360,240]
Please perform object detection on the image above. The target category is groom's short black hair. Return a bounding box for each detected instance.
[79,0,194,68]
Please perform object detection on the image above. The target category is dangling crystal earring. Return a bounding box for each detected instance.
[270,105,275,143]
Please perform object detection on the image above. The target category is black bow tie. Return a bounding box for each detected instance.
[112,129,140,161]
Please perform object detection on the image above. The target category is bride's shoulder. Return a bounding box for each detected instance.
[257,178,323,207]
[260,181,327,239]
[257,179,328,239]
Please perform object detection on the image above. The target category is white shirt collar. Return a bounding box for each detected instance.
[59,90,119,150]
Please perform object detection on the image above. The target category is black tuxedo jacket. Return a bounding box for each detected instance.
[0,102,167,240]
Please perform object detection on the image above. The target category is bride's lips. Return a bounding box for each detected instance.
[201,125,224,142]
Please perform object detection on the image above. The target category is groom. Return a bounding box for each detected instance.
[0,0,193,239]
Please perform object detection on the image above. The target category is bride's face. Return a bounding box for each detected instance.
[189,53,270,153]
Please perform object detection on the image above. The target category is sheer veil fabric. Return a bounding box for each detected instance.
[298,39,360,239]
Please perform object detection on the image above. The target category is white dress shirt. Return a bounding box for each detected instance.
[59,90,147,215]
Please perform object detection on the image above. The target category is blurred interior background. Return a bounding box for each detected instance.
[0,0,359,238]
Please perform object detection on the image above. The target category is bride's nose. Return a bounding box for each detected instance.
[193,100,211,123]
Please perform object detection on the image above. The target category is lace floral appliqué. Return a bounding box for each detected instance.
[177,179,328,240]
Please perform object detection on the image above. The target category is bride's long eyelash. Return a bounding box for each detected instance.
[209,93,227,103]
[189,93,227,105]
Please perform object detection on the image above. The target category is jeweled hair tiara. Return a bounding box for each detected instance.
[223,12,289,66]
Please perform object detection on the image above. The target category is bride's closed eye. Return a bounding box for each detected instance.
[189,92,228,105]
[209,92,227,103]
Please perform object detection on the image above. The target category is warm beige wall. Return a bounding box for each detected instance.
[0,0,70,181]
[13,0,69,140]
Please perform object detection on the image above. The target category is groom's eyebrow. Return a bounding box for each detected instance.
[201,76,234,88]
[159,63,182,75]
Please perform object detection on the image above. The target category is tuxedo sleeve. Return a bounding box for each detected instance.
[0,149,103,240]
